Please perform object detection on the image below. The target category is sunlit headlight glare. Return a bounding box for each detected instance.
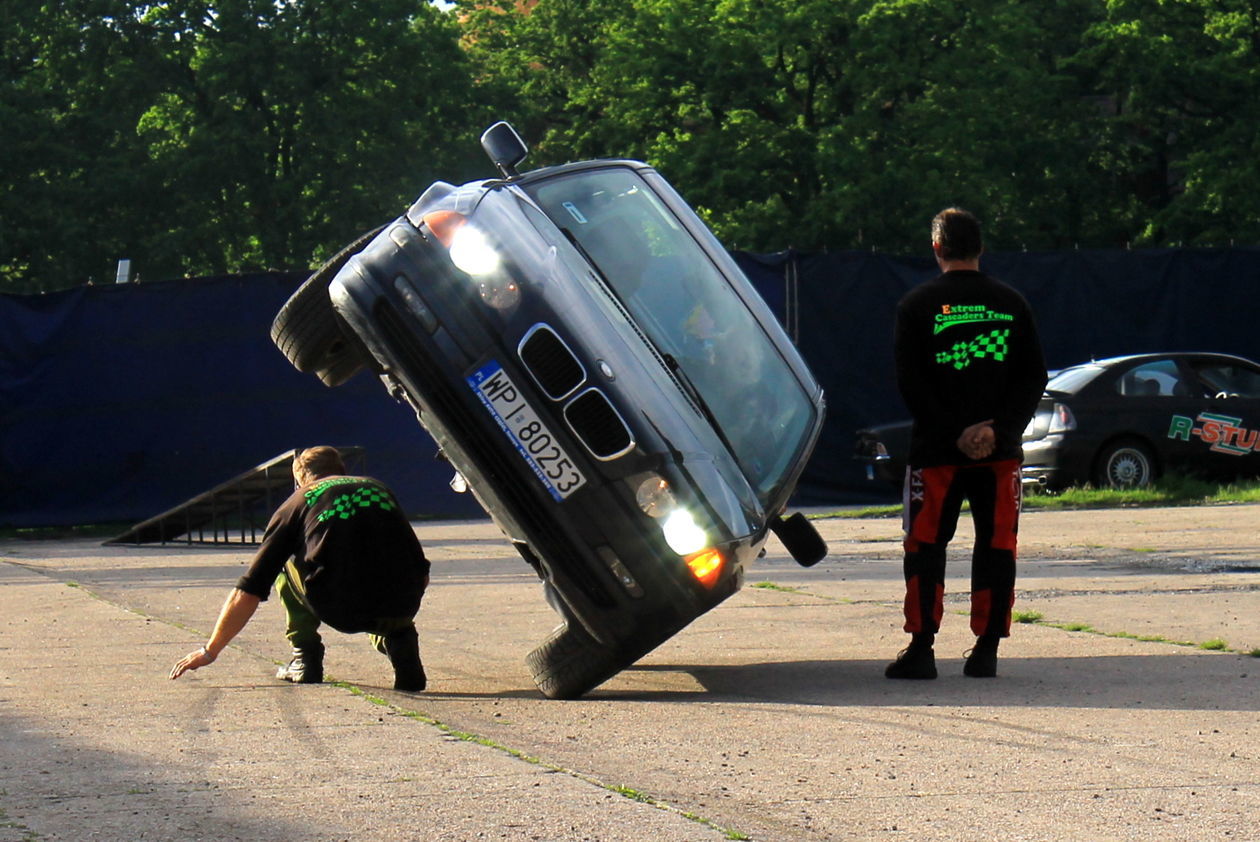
[635,475,675,518]
[662,509,707,556]
[448,225,501,276]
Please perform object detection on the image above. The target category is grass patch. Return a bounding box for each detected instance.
[611,784,653,803]
[811,475,1260,519]
[1024,474,1260,510]
[334,683,750,839]
[0,805,41,840]
[1015,615,1255,654]
[809,504,901,519]
[751,581,804,594]
[1114,631,1172,643]
[750,581,851,604]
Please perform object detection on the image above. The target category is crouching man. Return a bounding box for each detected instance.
[170,446,431,691]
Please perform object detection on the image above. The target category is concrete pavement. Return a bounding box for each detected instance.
[1,504,1258,840]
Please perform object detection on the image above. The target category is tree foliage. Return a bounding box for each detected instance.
[2,0,1258,292]
[2,0,481,291]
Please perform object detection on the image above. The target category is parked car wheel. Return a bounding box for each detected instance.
[525,621,630,700]
[1094,438,1157,488]
[270,225,385,386]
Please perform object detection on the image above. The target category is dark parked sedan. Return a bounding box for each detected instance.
[271,123,827,698]
[856,352,1260,491]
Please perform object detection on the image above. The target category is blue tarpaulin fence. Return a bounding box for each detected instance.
[3,248,1259,527]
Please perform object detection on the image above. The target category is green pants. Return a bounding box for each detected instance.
[276,561,415,652]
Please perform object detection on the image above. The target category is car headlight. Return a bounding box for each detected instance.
[634,474,676,518]
[630,473,725,585]
[476,276,520,309]
[422,210,520,310]
[449,225,501,276]
[661,508,708,556]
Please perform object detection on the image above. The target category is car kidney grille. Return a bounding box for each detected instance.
[565,388,633,460]
[519,325,584,400]
[373,301,614,608]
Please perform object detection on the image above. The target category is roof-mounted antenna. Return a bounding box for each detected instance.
[480,121,529,180]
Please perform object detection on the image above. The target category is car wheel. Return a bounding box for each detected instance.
[270,224,385,386]
[525,621,630,700]
[1094,439,1157,488]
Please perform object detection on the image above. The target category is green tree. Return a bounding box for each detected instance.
[7,0,1259,294]
[135,0,483,279]
[460,0,1116,254]
[1086,0,1260,246]
[841,0,1116,252]
[1,1,485,292]
[1,2,172,290]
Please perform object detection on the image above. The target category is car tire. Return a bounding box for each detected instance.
[270,225,385,387]
[1094,438,1157,488]
[525,621,631,700]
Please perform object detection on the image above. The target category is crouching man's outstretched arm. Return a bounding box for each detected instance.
[170,588,262,679]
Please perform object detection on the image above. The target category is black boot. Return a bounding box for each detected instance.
[964,635,1000,678]
[276,643,324,684]
[885,633,937,679]
[383,627,426,692]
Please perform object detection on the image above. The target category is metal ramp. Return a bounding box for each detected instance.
[105,447,364,546]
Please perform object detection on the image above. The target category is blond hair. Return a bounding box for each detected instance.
[293,446,346,484]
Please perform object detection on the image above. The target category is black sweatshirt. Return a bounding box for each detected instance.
[236,476,430,633]
[894,270,1048,467]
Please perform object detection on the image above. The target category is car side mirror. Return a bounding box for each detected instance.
[769,512,828,567]
[481,121,529,179]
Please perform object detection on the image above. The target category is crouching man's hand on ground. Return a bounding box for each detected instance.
[168,588,261,681]
[170,646,216,679]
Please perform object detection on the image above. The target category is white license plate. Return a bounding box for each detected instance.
[468,361,586,500]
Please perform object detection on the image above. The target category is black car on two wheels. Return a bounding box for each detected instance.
[271,123,827,699]
[856,352,1260,491]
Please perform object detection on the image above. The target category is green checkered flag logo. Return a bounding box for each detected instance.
[314,485,398,523]
[936,328,1011,370]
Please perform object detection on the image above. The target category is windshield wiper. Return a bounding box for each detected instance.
[558,225,739,461]
[661,353,739,460]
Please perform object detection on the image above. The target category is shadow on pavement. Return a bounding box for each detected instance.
[0,710,320,842]
[610,654,1260,711]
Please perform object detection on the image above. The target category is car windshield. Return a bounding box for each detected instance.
[528,168,816,504]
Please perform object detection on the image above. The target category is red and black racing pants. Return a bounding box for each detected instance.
[901,459,1022,638]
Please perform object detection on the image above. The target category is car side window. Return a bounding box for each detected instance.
[1191,363,1260,398]
[1115,360,1198,398]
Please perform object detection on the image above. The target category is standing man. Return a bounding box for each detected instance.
[886,208,1047,679]
[170,446,431,691]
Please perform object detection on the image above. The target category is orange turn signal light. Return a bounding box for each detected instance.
[422,210,467,248]
[685,548,724,588]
